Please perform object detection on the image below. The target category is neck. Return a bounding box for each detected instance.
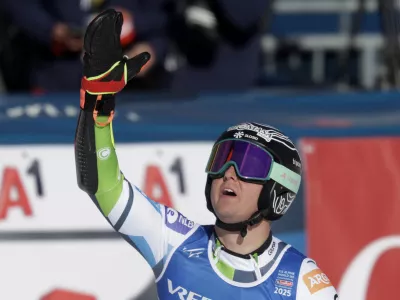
[214,219,271,255]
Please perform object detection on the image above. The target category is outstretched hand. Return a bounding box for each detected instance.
[81,9,150,93]
[79,9,150,127]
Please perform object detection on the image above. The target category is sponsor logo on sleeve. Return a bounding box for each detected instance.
[303,268,333,294]
[97,147,111,160]
[164,207,194,235]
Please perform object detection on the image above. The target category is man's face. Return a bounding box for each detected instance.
[210,166,263,223]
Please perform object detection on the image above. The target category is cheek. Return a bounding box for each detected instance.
[242,184,263,205]
[210,179,221,202]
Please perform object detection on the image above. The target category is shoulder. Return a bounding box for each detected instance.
[272,237,338,299]
[271,236,307,266]
[162,206,212,242]
[296,257,338,299]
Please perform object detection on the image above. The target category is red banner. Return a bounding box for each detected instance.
[301,137,400,300]
[41,289,96,300]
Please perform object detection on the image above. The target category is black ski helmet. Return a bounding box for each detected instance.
[204,122,302,235]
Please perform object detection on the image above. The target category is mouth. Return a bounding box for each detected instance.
[222,188,237,197]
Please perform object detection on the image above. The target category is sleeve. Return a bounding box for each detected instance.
[75,115,197,272]
[2,0,56,45]
[296,258,339,299]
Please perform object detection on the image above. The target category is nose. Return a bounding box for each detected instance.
[223,165,238,181]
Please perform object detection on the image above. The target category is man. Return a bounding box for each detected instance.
[75,9,338,299]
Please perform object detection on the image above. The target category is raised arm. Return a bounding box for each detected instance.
[74,9,195,274]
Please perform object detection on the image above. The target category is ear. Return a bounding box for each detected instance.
[271,190,296,216]
[259,180,296,221]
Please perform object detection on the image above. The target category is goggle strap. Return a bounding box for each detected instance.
[269,163,301,194]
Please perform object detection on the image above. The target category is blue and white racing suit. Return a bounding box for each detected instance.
[81,118,339,300]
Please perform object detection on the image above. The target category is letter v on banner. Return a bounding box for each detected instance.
[300,137,400,300]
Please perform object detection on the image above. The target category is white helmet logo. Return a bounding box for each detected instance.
[234,132,244,139]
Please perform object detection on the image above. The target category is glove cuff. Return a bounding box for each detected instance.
[80,89,116,127]
[81,60,127,95]
[80,58,127,127]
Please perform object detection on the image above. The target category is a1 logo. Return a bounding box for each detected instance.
[141,157,187,208]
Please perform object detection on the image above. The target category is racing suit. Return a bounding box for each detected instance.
[75,114,339,300]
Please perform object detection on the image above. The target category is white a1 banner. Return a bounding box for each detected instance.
[0,142,216,231]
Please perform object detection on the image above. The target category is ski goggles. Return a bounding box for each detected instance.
[205,139,301,193]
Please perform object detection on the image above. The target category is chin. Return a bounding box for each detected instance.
[214,208,245,224]
[212,196,247,223]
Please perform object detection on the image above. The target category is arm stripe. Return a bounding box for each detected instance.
[114,179,134,231]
